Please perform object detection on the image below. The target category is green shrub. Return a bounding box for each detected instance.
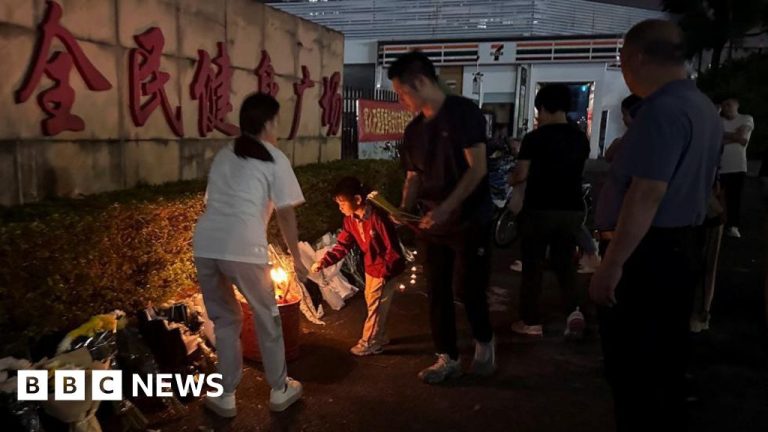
[0,159,403,348]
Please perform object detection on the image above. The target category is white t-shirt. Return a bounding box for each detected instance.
[193,142,304,264]
[720,114,754,174]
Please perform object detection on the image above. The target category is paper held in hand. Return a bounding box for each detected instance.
[366,191,420,223]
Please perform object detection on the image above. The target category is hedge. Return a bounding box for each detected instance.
[0,159,403,349]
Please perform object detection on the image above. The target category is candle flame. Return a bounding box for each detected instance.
[270,267,288,284]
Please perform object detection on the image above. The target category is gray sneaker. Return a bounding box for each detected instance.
[469,338,496,377]
[350,340,383,356]
[418,353,462,384]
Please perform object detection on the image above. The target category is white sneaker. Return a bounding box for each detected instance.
[418,353,462,384]
[469,338,496,377]
[690,317,710,333]
[510,260,523,272]
[511,321,543,337]
[269,377,303,412]
[204,391,236,418]
[727,227,742,238]
[564,308,586,339]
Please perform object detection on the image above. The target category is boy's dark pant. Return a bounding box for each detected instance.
[420,225,494,360]
[597,226,700,432]
[519,210,584,325]
[721,172,745,228]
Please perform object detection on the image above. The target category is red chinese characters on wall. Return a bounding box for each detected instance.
[288,66,315,140]
[14,1,341,141]
[15,0,112,136]
[255,50,279,97]
[128,27,184,137]
[319,72,342,137]
[190,43,239,137]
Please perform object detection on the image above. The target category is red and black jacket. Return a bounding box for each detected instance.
[318,206,405,280]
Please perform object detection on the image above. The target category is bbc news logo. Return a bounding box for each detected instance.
[16,371,223,401]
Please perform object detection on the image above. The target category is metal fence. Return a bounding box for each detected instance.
[341,87,399,159]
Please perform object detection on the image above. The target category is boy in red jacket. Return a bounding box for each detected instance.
[311,177,406,356]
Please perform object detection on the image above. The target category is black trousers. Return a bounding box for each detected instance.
[519,210,584,325]
[420,225,494,360]
[597,227,701,432]
[720,172,745,229]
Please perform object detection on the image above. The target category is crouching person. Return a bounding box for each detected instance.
[312,177,406,356]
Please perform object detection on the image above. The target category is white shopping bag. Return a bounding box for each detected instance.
[298,241,358,310]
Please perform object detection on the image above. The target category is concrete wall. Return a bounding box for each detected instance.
[0,0,344,206]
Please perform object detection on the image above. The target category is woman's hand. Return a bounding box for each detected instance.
[310,262,322,273]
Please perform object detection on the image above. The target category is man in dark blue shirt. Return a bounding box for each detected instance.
[391,51,495,384]
[591,20,722,431]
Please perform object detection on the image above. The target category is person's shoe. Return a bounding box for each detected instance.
[350,340,383,356]
[417,353,462,384]
[510,260,523,272]
[726,227,742,238]
[469,338,496,377]
[564,308,586,339]
[204,391,236,418]
[511,321,544,337]
[690,317,710,333]
[269,378,303,412]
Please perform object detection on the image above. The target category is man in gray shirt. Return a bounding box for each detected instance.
[591,20,722,431]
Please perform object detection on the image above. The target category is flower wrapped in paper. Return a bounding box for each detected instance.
[38,348,109,432]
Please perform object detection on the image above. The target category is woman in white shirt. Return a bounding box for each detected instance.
[193,93,308,416]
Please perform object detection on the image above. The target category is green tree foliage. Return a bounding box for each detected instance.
[663,0,768,69]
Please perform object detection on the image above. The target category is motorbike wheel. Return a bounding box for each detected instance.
[493,207,518,248]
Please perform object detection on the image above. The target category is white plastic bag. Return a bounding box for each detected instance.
[298,241,358,310]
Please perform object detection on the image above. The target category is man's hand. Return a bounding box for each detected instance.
[390,212,405,226]
[419,205,451,230]
[589,262,622,307]
[310,262,322,273]
[294,262,309,282]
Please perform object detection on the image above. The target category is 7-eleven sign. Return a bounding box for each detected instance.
[491,44,504,61]
[479,42,516,64]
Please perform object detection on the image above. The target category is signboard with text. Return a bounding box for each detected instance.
[357,99,415,142]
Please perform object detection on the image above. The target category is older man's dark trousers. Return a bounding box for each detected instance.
[597,226,701,432]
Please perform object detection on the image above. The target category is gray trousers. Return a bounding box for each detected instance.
[195,257,287,392]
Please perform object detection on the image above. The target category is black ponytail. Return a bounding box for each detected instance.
[234,93,280,162]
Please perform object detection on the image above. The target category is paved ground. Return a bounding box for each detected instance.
[155,178,767,432]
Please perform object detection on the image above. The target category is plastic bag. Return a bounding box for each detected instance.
[298,242,358,310]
